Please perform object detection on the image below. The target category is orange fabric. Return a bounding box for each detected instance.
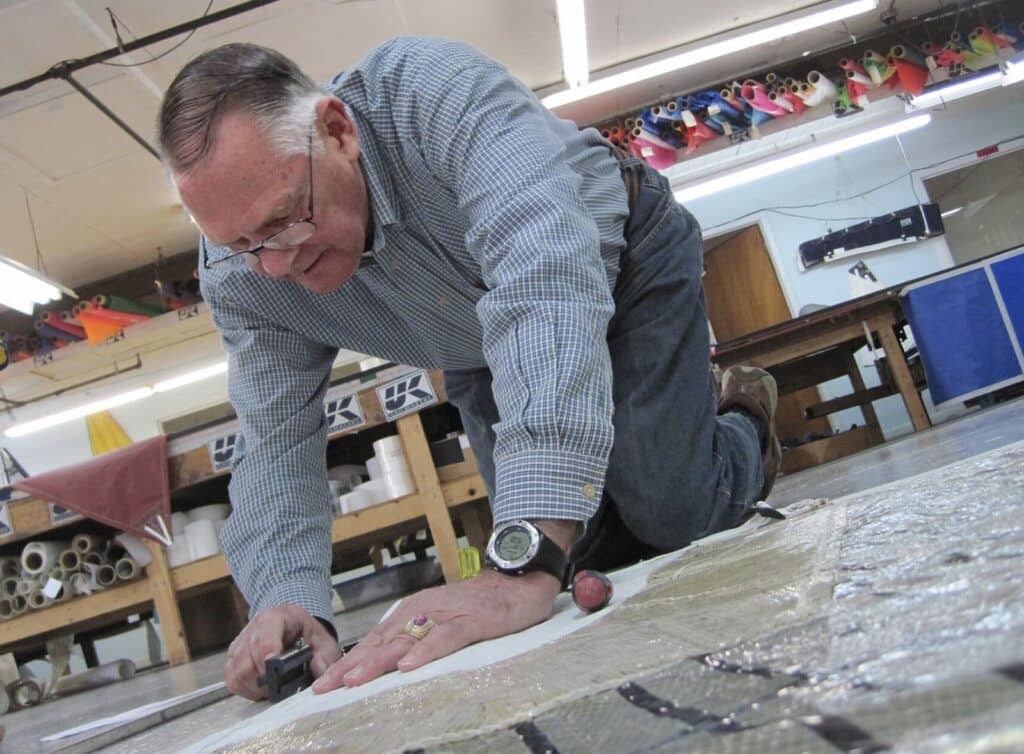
[77,310,126,344]
[13,435,170,542]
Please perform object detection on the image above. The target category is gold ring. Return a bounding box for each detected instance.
[404,614,435,640]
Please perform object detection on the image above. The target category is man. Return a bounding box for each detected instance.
[158,37,780,700]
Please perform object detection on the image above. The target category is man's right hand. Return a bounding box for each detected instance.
[225,604,342,700]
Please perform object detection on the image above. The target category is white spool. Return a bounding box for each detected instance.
[185,519,220,560]
[366,456,383,480]
[0,556,20,577]
[383,469,416,500]
[376,453,409,476]
[187,504,230,523]
[21,541,67,575]
[70,572,92,596]
[166,536,191,568]
[95,564,117,588]
[59,549,82,573]
[327,464,366,489]
[372,435,405,459]
[171,512,190,535]
[27,588,52,610]
[115,557,139,581]
[356,479,389,505]
[340,489,374,513]
[71,534,106,554]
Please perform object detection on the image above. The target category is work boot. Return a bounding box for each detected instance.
[718,365,782,501]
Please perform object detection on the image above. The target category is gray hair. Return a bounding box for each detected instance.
[157,43,326,175]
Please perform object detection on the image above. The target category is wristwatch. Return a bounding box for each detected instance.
[485,520,571,586]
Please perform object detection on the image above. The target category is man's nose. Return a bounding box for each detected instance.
[257,247,301,279]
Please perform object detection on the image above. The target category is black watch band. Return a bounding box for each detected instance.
[485,520,571,588]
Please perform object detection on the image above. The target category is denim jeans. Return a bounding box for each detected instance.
[445,158,764,571]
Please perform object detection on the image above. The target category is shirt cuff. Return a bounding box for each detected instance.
[492,449,607,525]
[255,578,334,626]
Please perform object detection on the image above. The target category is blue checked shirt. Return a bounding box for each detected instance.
[202,38,629,621]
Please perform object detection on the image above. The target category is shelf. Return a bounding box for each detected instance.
[0,370,486,667]
[0,578,153,650]
[0,303,217,405]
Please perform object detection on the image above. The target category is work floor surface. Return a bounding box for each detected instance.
[4,397,1023,753]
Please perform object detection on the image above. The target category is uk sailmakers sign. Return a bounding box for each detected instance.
[376,370,438,422]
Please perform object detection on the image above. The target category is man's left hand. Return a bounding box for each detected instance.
[312,567,561,692]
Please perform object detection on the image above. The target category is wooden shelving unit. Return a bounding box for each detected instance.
[0,366,490,666]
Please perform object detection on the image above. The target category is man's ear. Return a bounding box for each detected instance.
[316,97,359,160]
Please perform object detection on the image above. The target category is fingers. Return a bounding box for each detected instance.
[313,627,411,692]
[224,605,312,700]
[225,633,268,700]
[396,620,476,672]
[302,613,343,677]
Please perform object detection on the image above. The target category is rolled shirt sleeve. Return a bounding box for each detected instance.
[405,42,618,524]
[206,284,338,621]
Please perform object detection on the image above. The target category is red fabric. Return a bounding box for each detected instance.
[13,435,170,542]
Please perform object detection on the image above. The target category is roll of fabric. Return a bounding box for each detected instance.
[7,677,44,709]
[185,519,220,561]
[383,470,416,500]
[166,535,191,567]
[52,659,136,696]
[187,503,229,523]
[768,90,794,112]
[27,588,51,610]
[0,577,17,598]
[0,599,13,622]
[114,557,139,581]
[95,564,117,588]
[889,44,927,68]
[71,534,106,554]
[739,82,789,116]
[781,90,807,113]
[38,312,86,340]
[372,435,405,459]
[891,57,929,96]
[59,549,81,573]
[82,551,104,566]
[803,72,837,106]
[9,594,27,615]
[21,541,67,575]
[366,456,383,480]
[170,512,190,535]
[91,294,163,318]
[0,558,18,578]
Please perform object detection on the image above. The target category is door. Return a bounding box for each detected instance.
[703,225,831,443]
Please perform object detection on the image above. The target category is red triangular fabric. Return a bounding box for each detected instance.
[13,435,170,542]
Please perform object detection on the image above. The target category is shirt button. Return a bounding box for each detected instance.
[582,483,597,500]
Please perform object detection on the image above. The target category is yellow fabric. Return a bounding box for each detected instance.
[86,411,132,456]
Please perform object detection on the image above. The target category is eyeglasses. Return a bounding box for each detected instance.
[201,128,317,269]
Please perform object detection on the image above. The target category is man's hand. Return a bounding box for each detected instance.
[312,568,560,692]
[225,604,342,700]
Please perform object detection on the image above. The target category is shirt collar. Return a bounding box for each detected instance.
[351,109,401,256]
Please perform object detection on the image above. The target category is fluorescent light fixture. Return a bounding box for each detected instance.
[1004,54,1024,86]
[555,0,589,88]
[4,361,229,437]
[909,70,1003,109]
[542,0,878,108]
[0,253,76,316]
[153,361,228,392]
[941,206,963,219]
[5,388,154,438]
[674,114,931,203]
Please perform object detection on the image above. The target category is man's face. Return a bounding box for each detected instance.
[176,102,369,294]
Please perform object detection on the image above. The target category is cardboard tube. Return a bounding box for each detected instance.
[71,534,106,554]
[52,659,136,696]
[7,677,44,708]
[768,90,794,112]
[0,599,13,621]
[82,551,104,566]
[15,578,33,596]
[96,564,117,587]
[10,594,27,615]
[0,557,20,578]
[21,541,67,575]
[806,71,838,101]
[1,577,18,598]
[59,549,81,573]
[70,572,92,596]
[889,44,927,67]
[27,588,52,610]
[114,557,139,581]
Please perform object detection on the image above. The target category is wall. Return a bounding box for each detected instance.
[682,85,1024,438]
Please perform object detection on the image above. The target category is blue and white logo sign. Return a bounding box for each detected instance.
[207,433,240,472]
[376,370,438,422]
[325,394,365,434]
[48,501,81,524]
[0,502,12,539]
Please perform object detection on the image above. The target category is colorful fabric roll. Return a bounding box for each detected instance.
[891,57,929,96]
[38,311,86,340]
[91,294,163,317]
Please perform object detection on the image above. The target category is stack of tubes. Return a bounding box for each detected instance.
[599,22,1022,170]
[0,533,141,622]
[2,294,166,361]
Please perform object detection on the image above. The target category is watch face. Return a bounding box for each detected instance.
[495,526,534,563]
